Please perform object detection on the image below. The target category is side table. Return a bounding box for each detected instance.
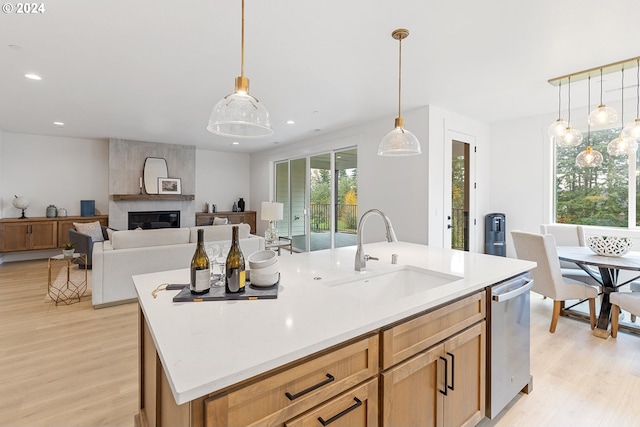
[265,236,293,256]
[47,253,88,305]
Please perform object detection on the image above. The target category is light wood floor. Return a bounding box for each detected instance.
[1,259,639,427]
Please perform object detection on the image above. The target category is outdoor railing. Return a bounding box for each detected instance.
[310,203,357,234]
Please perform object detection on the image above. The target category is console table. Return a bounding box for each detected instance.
[196,211,256,234]
[0,215,108,252]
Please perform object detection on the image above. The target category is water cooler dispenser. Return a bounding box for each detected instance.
[485,213,506,256]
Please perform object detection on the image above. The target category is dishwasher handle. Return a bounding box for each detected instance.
[492,279,534,303]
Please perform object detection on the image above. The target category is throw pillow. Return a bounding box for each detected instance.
[213,217,229,225]
[74,221,105,242]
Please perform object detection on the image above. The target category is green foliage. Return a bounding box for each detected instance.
[310,166,358,233]
[556,128,629,227]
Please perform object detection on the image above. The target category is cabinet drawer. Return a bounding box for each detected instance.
[205,335,379,427]
[381,292,485,370]
[286,378,378,427]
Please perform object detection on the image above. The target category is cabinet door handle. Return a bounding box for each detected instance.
[447,352,455,391]
[439,356,448,396]
[317,397,362,426]
[285,373,335,401]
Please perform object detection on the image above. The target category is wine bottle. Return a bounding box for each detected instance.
[225,225,246,293]
[190,228,210,294]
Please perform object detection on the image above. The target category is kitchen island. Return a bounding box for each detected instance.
[134,241,535,427]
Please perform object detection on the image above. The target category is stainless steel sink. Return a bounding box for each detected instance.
[324,265,461,303]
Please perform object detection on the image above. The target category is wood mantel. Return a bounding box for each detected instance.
[111,194,195,201]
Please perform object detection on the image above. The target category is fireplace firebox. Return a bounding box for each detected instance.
[128,210,180,230]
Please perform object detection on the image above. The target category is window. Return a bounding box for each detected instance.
[555,128,633,227]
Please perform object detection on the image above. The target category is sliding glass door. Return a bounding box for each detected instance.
[274,147,357,252]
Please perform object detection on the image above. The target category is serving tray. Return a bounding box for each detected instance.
[171,277,279,302]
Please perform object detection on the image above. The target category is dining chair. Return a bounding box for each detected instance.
[540,224,601,288]
[610,292,640,337]
[631,282,640,322]
[512,230,598,333]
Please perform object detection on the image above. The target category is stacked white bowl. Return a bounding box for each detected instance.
[247,250,279,286]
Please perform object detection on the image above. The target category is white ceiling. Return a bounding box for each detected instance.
[1,0,640,153]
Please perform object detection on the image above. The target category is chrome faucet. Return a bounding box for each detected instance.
[355,209,398,271]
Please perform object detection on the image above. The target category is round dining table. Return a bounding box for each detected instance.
[556,246,640,338]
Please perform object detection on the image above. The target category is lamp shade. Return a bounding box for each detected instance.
[378,124,421,156]
[261,202,283,221]
[207,83,273,138]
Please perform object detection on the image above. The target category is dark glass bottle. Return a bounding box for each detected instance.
[225,225,246,293]
[190,229,210,294]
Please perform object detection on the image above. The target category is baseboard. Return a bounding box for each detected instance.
[93,297,138,309]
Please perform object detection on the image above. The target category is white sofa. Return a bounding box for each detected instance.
[91,224,264,308]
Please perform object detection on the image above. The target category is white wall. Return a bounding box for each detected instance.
[195,150,251,213]
[0,132,252,262]
[489,112,551,258]
[1,132,109,219]
[250,105,491,250]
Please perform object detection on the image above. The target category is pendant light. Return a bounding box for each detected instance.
[607,66,637,156]
[207,0,273,138]
[577,76,604,167]
[548,80,568,141]
[557,76,583,147]
[378,29,421,156]
[587,68,618,127]
[621,59,640,141]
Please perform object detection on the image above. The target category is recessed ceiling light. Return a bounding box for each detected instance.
[24,73,42,80]
[53,121,64,126]
[8,44,22,50]
[286,120,295,125]
[231,142,239,145]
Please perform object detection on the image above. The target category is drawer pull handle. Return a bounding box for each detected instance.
[439,356,448,396]
[317,397,362,426]
[285,373,335,401]
[447,352,455,391]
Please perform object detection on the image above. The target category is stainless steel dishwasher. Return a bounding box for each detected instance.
[486,272,534,419]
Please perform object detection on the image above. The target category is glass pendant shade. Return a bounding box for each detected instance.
[556,126,583,147]
[378,118,421,156]
[607,136,628,156]
[206,0,272,139]
[576,146,603,167]
[587,104,618,127]
[548,118,568,139]
[622,118,640,140]
[378,28,421,157]
[207,77,272,138]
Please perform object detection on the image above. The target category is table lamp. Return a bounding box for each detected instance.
[261,202,283,243]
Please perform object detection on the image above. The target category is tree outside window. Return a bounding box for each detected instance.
[555,128,630,227]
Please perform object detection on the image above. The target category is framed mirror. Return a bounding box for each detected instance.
[143,157,168,194]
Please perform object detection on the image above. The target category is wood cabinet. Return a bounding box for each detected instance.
[137,291,486,427]
[285,378,378,427]
[138,310,378,427]
[0,215,108,252]
[380,292,486,427]
[0,220,57,252]
[196,211,257,234]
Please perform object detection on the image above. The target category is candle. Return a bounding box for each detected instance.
[139,177,143,188]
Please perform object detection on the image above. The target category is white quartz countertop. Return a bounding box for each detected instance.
[134,242,535,405]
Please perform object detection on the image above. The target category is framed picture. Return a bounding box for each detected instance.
[158,177,182,195]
